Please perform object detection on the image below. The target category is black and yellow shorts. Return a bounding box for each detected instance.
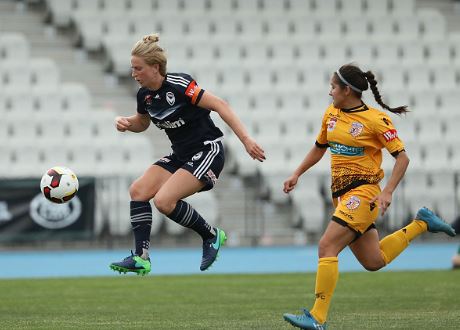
[332,184,380,235]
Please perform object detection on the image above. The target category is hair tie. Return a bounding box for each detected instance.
[336,70,362,93]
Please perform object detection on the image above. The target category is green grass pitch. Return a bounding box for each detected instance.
[0,270,458,329]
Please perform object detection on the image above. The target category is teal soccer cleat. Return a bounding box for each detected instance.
[200,227,227,271]
[415,207,456,237]
[283,309,327,330]
[109,251,151,276]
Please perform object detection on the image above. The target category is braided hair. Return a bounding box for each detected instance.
[335,64,408,114]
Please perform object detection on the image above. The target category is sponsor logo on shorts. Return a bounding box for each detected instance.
[345,196,360,210]
[158,157,171,163]
[349,122,364,137]
[187,161,194,166]
[383,129,398,142]
[338,209,354,221]
[192,151,203,161]
[205,169,217,185]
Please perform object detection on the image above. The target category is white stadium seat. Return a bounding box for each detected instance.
[391,0,415,16]
[30,58,60,88]
[46,0,74,27]
[340,0,364,16]
[400,42,425,66]
[60,83,92,112]
[365,0,390,17]
[417,8,447,41]
[0,60,32,88]
[0,33,30,60]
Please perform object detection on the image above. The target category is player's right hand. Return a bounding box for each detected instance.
[283,175,299,193]
[115,116,132,132]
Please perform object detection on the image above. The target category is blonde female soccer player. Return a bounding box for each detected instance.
[282,63,456,329]
[110,34,265,275]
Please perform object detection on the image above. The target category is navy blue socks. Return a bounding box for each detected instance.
[130,201,152,257]
[167,200,215,240]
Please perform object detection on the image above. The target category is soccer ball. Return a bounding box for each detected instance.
[40,166,79,204]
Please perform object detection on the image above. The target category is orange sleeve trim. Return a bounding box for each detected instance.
[185,80,202,105]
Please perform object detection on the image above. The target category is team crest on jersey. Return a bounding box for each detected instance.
[327,117,338,131]
[345,196,360,210]
[192,151,203,161]
[144,94,153,105]
[349,122,364,137]
[166,92,175,106]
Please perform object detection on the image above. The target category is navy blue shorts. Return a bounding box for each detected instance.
[154,141,225,192]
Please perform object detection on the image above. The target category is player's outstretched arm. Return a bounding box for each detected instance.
[198,91,266,162]
[283,145,326,193]
[115,113,150,133]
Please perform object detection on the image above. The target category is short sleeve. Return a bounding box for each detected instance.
[167,73,205,106]
[315,107,331,148]
[374,113,405,155]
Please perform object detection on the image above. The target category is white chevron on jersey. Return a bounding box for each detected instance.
[167,75,190,88]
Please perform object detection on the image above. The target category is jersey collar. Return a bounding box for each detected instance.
[341,103,369,113]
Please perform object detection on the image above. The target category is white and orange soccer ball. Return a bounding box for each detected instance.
[40,166,79,204]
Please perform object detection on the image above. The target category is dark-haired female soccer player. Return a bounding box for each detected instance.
[282,63,456,329]
[110,34,265,275]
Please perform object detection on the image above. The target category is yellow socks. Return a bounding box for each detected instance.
[379,220,427,264]
[310,257,339,324]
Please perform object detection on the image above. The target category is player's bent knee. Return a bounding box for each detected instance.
[153,196,175,215]
[129,182,152,201]
[362,260,386,272]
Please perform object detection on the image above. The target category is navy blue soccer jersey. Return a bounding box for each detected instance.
[136,73,224,161]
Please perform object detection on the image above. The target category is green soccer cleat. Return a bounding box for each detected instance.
[109,251,151,276]
[283,309,327,330]
[200,227,227,271]
[415,207,456,237]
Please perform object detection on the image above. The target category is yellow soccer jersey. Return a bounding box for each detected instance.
[316,103,405,198]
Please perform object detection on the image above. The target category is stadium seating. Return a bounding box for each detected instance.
[0,30,153,181]
[4,0,457,238]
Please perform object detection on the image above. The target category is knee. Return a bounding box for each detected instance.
[153,195,176,215]
[363,260,386,272]
[129,182,146,201]
[129,182,150,201]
